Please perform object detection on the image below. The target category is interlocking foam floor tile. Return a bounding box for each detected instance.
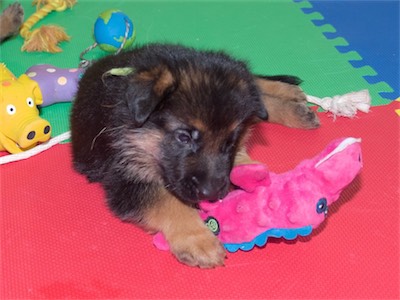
[1,0,393,139]
[1,102,399,299]
[301,0,399,100]
[1,1,399,298]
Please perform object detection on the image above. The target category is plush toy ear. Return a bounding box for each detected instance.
[18,74,43,106]
[230,164,271,192]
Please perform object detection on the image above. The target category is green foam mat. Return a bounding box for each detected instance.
[1,0,391,137]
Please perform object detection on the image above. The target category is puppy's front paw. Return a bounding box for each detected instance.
[145,193,226,268]
[168,227,226,268]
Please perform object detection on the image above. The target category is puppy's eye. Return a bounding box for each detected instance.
[175,130,192,144]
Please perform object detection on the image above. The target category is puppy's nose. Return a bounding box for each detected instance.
[192,176,228,200]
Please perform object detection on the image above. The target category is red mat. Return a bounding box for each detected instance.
[1,102,399,299]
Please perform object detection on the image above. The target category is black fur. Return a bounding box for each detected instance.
[70,43,268,222]
[255,74,303,85]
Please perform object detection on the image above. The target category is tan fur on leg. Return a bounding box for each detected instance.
[255,77,320,129]
[144,189,226,268]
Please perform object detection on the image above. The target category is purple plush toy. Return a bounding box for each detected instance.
[25,64,84,107]
[154,137,363,252]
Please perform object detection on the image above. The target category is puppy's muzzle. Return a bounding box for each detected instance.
[191,175,229,201]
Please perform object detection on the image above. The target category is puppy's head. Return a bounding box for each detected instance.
[105,48,267,204]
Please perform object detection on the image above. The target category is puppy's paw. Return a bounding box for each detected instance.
[278,84,320,129]
[289,101,320,129]
[145,193,226,268]
[283,83,308,103]
[168,227,226,268]
[256,78,320,129]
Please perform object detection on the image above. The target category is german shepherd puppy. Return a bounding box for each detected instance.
[70,43,319,268]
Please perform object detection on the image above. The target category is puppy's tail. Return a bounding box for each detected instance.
[255,75,303,86]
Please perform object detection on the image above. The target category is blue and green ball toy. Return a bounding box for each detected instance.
[94,9,136,52]
[80,9,136,66]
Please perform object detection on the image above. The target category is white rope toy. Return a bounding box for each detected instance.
[307,89,371,118]
[0,131,71,165]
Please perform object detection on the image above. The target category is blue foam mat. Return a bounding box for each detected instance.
[305,0,399,100]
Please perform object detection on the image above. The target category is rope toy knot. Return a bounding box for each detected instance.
[20,0,77,53]
[307,90,371,118]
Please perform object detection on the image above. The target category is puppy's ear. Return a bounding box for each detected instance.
[127,66,175,126]
[103,66,175,126]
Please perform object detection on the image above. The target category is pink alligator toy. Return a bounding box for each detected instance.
[154,137,363,252]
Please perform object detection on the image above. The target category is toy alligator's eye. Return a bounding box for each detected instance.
[316,198,328,215]
[6,104,16,115]
[204,216,220,235]
[26,97,34,108]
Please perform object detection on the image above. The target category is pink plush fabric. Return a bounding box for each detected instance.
[154,137,362,251]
